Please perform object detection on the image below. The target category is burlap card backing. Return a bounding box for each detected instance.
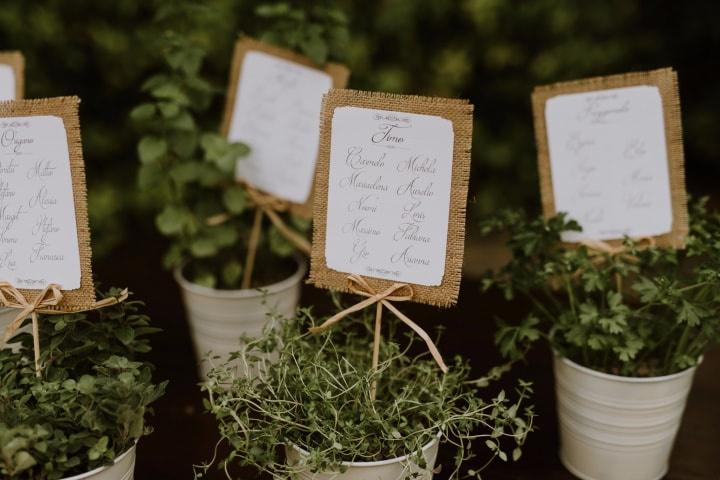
[0,96,95,309]
[531,68,688,248]
[220,37,350,218]
[309,89,474,307]
[0,51,24,99]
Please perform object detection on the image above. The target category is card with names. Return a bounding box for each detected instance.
[310,89,474,307]
[221,38,350,216]
[0,97,95,309]
[0,52,24,101]
[532,68,688,247]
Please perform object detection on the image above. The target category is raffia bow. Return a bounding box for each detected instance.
[0,283,129,378]
[308,274,449,375]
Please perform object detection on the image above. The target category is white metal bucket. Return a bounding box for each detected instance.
[174,257,306,379]
[553,354,698,480]
[285,434,441,480]
[61,445,136,480]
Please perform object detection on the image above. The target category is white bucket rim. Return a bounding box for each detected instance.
[60,443,136,480]
[555,353,701,384]
[288,431,442,468]
[174,254,307,299]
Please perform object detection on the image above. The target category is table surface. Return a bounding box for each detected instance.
[95,234,720,480]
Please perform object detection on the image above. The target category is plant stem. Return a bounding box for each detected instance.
[370,302,383,402]
[241,208,264,289]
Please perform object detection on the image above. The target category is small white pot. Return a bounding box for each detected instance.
[61,445,136,480]
[553,354,698,480]
[174,257,306,379]
[285,434,441,480]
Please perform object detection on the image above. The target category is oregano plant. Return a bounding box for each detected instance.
[133,1,349,289]
[480,197,720,377]
[0,288,167,479]
[195,309,534,479]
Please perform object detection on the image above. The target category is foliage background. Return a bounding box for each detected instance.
[2,0,719,261]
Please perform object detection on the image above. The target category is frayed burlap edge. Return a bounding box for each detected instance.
[309,88,474,308]
[0,96,95,310]
[0,51,24,100]
[531,67,688,249]
[220,36,350,219]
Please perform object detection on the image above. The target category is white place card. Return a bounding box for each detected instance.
[0,65,15,101]
[227,50,333,204]
[310,90,473,307]
[325,107,454,286]
[533,68,688,248]
[545,85,672,242]
[0,116,81,289]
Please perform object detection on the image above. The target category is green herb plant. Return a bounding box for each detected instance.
[480,198,720,377]
[195,309,533,479]
[133,1,348,290]
[0,288,167,479]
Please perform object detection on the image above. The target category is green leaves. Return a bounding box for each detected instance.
[199,312,533,479]
[156,205,188,235]
[255,2,349,65]
[133,1,324,286]
[223,186,247,214]
[0,289,166,479]
[138,136,167,164]
[482,201,720,377]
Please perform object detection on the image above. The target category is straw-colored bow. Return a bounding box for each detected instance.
[0,283,129,378]
[308,274,449,376]
[0,283,63,377]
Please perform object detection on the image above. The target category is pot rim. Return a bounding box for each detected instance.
[288,431,442,468]
[174,254,307,299]
[554,352,702,384]
[61,443,136,480]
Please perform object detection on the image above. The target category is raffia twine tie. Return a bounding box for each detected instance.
[579,236,657,264]
[246,186,311,255]
[0,283,129,378]
[308,274,449,373]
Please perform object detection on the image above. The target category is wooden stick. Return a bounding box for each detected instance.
[32,312,41,378]
[242,208,264,290]
[370,302,383,401]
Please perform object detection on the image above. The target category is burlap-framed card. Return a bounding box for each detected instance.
[309,89,474,307]
[0,96,95,309]
[0,51,24,101]
[532,67,688,248]
[221,37,350,218]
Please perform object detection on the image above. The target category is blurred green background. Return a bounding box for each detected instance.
[2,0,719,259]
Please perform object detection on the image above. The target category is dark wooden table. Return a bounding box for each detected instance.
[96,231,720,479]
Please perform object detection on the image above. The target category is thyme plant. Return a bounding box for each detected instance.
[481,198,720,377]
[196,310,533,479]
[0,288,166,479]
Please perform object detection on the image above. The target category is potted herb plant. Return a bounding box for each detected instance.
[0,288,166,480]
[480,198,720,480]
[133,3,348,378]
[195,309,534,479]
